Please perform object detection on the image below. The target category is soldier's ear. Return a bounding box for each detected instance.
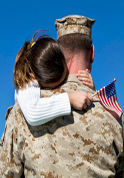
[90,45,94,64]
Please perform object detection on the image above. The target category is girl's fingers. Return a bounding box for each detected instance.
[78,69,90,74]
[77,70,90,78]
[82,81,92,88]
[76,73,89,78]
[85,69,90,73]
[83,98,91,109]
[78,77,90,82]
[83,103,87,109]
[86,98,91,106]
[77,70,89,75]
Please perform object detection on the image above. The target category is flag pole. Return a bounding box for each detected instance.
[92,78,116,97]
[92,91,97,97]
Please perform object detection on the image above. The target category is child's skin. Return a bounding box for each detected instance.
[68,69,95,110]
[77,69,95,91]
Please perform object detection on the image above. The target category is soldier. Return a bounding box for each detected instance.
[0,15,123,178]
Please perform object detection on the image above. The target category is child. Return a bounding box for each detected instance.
[13,31,95,126]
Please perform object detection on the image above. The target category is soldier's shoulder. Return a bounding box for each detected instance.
[5,106,13,121]
[5,102,23,122]
[87,99,122,128]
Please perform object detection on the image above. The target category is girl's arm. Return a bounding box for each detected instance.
[15,74,94,126]
[15,84,71,126]
[15,85,93,126]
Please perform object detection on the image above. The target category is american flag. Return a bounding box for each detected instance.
[97,80,122,118]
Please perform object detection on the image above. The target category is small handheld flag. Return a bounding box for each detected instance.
[93,79,122,118]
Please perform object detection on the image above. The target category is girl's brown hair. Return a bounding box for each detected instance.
[13,31,67,90]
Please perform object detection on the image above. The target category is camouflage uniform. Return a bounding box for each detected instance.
[0,74,123,178]
[114,114,124,177]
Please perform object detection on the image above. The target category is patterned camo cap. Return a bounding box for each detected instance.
[55,15,95,39]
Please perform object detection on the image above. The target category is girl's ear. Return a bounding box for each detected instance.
[90,45,95,64]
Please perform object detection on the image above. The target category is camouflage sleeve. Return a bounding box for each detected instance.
[122,113,124,146]
[114,113,124,177]
[0,107,24,177]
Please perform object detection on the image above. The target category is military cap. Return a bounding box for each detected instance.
[55,15,95,39]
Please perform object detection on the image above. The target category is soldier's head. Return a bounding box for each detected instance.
[55,15,95,72]
[13,31,67,90]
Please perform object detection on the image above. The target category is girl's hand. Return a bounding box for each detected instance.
[68,92,93,110]
[76,69,95,91]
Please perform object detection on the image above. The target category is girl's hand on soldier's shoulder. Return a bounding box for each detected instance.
[76,69,96,91]
[68,92,93,110]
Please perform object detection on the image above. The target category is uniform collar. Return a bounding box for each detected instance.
[66,74,95,94]
[67,74,82,83]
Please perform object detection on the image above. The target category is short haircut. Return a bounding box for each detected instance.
[57,33,92,54]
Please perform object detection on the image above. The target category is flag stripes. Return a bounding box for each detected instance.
[97,80,122,118]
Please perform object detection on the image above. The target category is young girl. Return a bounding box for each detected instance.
[13,31,95,126]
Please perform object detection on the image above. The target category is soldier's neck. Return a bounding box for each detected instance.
[66,52,91,74]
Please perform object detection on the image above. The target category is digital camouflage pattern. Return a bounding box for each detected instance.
[55,15,95,39]
[114,114,124,178]
[0,74,123,178]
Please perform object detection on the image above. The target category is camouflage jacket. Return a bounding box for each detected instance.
[0,74,123,178]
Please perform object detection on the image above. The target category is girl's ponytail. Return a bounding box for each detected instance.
[13,42,33,90]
